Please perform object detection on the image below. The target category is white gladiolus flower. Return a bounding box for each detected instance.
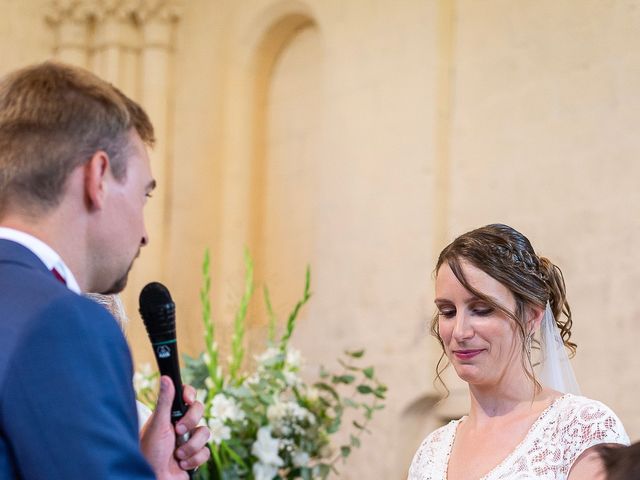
[267,401,287,424]
[289,402,314,423]
[293,450,310,467]
[207,418,231,445]
[285,348,302,369]
[256,347,281,365]
[202,352,211,364]
[306,386,319,402]
[251,427,283,467]
[267,400,315,428]
[205,377,214,389]
[283,370,300,387]
[133,363,156,392]
[210,394,245,422]
[253,462,279,480]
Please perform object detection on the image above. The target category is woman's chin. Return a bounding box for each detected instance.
[452,364,484,384]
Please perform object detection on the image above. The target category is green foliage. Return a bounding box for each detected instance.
[140,251,387,480]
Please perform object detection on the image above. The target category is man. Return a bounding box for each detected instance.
[0,62,209,478]
[596,442,640,480]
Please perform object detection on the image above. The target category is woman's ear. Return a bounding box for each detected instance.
[527,304,545,335]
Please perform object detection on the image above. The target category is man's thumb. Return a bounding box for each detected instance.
[155,376,176,419]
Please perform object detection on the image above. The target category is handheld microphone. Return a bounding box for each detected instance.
[139,282,194,477]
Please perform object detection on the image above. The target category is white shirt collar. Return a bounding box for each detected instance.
[0,227,81,294]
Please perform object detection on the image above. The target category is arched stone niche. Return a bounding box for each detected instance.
[216,3,323,339]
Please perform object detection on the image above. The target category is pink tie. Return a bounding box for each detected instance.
[51,267,67,285]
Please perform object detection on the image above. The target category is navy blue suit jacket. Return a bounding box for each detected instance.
[0,239,155,479]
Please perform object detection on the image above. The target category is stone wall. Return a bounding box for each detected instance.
[1,1,639,477]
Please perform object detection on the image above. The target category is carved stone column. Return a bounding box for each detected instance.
[90,0,141,98]
[46,0,95,67]
[127,0,180,282]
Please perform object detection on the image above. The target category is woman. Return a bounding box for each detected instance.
[408,224,628,480]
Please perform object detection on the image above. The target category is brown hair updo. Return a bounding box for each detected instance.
[431,224,576,393]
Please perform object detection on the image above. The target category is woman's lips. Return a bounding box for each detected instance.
[453,349,484,360]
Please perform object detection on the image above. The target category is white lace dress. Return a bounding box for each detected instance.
[408,394,629,479]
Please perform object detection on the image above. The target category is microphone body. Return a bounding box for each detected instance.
[139,282,194,477]
[147,311,187,422]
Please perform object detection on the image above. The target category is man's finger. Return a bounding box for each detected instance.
[175,425,210,460]
[175,399,204,435]
[155,376,175,420]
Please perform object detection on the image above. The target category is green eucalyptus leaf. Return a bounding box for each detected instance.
[343,398,359,408]
[332,374,355,384]
[313,382,340,401]
[345,349,365,358]
[337,359,360,371]
[356,384,373,394]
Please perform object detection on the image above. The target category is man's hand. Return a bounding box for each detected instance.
[140,376,211,479]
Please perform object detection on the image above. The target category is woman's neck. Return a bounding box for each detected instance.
[465,371,554,427]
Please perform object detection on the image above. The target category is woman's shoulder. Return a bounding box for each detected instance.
[408,419,461,479]
[554,394,626,425]
[545,393,630,446]
[420,418,460,447]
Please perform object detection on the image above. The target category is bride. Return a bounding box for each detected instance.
[408,224,629,480]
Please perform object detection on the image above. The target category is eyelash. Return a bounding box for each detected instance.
[145,193,153,198]
[437,307,494,319]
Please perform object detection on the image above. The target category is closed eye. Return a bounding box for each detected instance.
[471,307,493,316]
[438,309,456,319]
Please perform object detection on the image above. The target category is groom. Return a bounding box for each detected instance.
[0,62,209,478]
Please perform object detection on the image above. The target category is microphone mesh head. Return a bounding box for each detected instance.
[139,282,176,338]
[139,282,172,306]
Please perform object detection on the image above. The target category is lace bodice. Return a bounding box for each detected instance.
[408,394,629,480]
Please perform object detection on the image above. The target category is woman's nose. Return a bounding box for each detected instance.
[452,314,474,342]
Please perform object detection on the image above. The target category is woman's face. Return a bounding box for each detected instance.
[435,260,525,388]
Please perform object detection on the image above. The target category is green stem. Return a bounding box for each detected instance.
[201,248,221,394]
[279,266,311,351]
[264,286,277,345]
[229,249,254,381]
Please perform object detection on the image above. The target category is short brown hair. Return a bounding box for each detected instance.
[598,442,640,480]
[0,61,154,217]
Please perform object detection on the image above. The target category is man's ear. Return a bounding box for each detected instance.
[527,304,545,335]
[84,151,110,210]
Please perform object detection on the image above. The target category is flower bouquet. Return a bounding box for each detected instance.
[137,251,386,479]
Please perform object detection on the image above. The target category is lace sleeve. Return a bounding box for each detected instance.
[558,396,630,471]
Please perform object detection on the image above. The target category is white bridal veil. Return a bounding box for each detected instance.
[535,302,581,395]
